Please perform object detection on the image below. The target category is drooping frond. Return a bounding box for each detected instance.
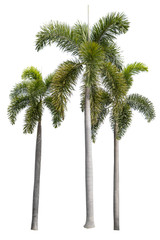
[91,89,111,142]
[8,96,29,124]
[23,102,43,134]
[91,12,129,44]
[43,96,62,128]
[35,22,79,55]
[122,62,148,91]
[72,21,88,44]
[127,94,155,122]
[102,62,127,100]
[9,81,28,99]
[116,102,132,139]
[79,42,105,87]
[21,66,43,81]
[44,73,54,90]
[51,60,83,119]
[103,42,123,70]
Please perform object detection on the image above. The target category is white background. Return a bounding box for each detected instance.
[0,0,160,239]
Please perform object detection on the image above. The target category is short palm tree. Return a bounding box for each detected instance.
[35,12,129,228]
[8,66,60,230]
[91,62,155,230]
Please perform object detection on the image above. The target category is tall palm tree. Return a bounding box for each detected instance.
[8,66,60,230]
[35,12,129,228]
[91,62,155,230]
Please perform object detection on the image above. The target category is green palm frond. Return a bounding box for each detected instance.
[72,21,88,44]
[44,73,54,90]
[127,94,155,122]
[91,12,129,43]
[35,22,79,55]
[21,66,43,81]
[79,42,105,87]
[91,90,111,142]
[102,62,127,99]
[23,102,43,134]
[116,103,132,139]
[8,96,30,124]
[9,82,28,99]
[43,96,62,128]
[122,62,148,90]
[103,42,123,70]
[51,60,83,119]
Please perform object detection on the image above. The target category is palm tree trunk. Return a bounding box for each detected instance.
[84,87,95,228]
[113,123,119,230]
[31,120,42,230]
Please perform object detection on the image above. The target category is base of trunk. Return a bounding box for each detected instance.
[114,225,119,230]
[31,218,38,230]
[84,220,95,229]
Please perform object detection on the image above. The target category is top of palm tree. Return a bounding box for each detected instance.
[34,13,129,123]
[91,62,155,142]
[8,66,62,133]
[35,12,129,68]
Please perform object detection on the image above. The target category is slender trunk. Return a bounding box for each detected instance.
[31,120,42,230]
[113,123,119,230]
[84,87,95,228]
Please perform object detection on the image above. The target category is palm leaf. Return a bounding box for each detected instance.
[102,62,127,100]
[35,22,79,55]
[43,96,62,128]
[122,62,148,90]
[91,12,129,44]
[51,60,83,119]
[23,102,43,134]
[127,93,155,122]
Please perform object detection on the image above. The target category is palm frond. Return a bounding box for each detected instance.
[91,12,129,43]
[103,42,123,70]
[102,62,127,100]
[51,60,83,119]
[79,42,105,87]
[43,96,62,128]
[21,66,43,81]
[116,103,132,139]
[122,62,148,90]
[8,96,29,124]
[127,94,155,122]
[72,21,88,44]
[23,102,43,134]
[35,21,79,55]
[91,89,111,142]
[9,81,28,99]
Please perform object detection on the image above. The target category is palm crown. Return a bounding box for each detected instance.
[8,66,61,132]
[35,12,129,122]
[91,62,155,141]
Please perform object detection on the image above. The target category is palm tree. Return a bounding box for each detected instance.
[91,62,155,230]
[8,66,60,230]
[35,12,129,228]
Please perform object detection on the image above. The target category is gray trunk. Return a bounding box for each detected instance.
[113,123,119,230]
[31,120,42,230]
[84,87,95,228]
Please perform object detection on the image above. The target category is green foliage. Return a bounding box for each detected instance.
[91,61,155,141]
[51,60,83,119]
[91,12,129,43]
[35,12,130,129]
[43,96,62,128]
[122,62,148,91]
[21,66,43,81]
[127,94,155,122]
[91,90,111,142]
[8,66,62,134]
[35,22,79,55]
[102,62,127,100]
